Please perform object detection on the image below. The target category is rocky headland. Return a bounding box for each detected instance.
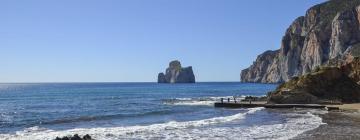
[158,60,195,83]
[238,0,360,104]
[241,0,360,83]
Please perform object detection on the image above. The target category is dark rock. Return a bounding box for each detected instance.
[157,73,166,83]
[242,96,267,102]
[158,60,195,83]
[83,134,92,140]
[70,134,82,140]
[54,134,93,140]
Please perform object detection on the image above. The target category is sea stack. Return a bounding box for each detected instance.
[158,60,195,83]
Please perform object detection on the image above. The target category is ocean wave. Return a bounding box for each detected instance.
[234,112,325,140]
[39,110,172,125]
[0,107,263,140]
[0,108,326,140]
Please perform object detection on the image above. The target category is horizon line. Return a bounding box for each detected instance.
[0,81,245,84]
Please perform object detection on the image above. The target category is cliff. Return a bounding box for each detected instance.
[158,60,195,83]
[241,0,360,83]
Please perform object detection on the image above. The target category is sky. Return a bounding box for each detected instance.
[0,0,326,83]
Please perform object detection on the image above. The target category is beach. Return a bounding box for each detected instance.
[215,101,360,140]
[292,103,360,139]
[294,109,360,140]
[326,103,360,111]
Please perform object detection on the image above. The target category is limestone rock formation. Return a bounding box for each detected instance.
[241,0,360,83]
[158,60,195,83]
[268,66,360,104]
[241,50,282,83]
[330,8,360,59]
[268,43,360,104]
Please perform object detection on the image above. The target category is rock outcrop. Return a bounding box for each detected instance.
[241,0,360,83]
[268,66,360,104]
[55,134,93,140]
[158,60,195,83]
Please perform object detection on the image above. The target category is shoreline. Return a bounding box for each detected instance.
[217,99,360,111]
[293,109,360,140]
[5,102,360,140]
[326,103,360,112]
[288,103,360,139]
[216,100,360,139]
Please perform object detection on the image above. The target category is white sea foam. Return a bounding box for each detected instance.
[0,108,325,140]
[0,108,262,140]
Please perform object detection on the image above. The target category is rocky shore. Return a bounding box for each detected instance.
[54,134,93,140]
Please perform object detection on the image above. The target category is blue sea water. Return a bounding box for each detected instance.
[0,82,325,140]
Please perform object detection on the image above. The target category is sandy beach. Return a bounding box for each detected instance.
[327,103,360,111]
[239,102,360,139]
[290,103,360,140]
[293,110,360,140]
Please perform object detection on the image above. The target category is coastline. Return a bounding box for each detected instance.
[2,82,360,139]
[326,103,360,112]
[293,109,360,140]
[216,100,360,139]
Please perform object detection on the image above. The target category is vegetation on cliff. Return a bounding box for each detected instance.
[268,65,360,104]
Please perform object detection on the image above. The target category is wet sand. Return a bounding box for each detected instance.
[294,103,360,139]
[293,110,360,140]
[327,103,360,111]
[225,102,360,139]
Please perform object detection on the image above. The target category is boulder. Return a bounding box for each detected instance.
[54,134,93,140]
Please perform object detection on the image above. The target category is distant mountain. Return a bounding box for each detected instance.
[158,60,195,83]
[241,0,360,83]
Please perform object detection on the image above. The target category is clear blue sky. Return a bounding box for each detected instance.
[1,0,325,82]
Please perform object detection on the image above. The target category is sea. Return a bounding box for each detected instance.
[0,82,326,140]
